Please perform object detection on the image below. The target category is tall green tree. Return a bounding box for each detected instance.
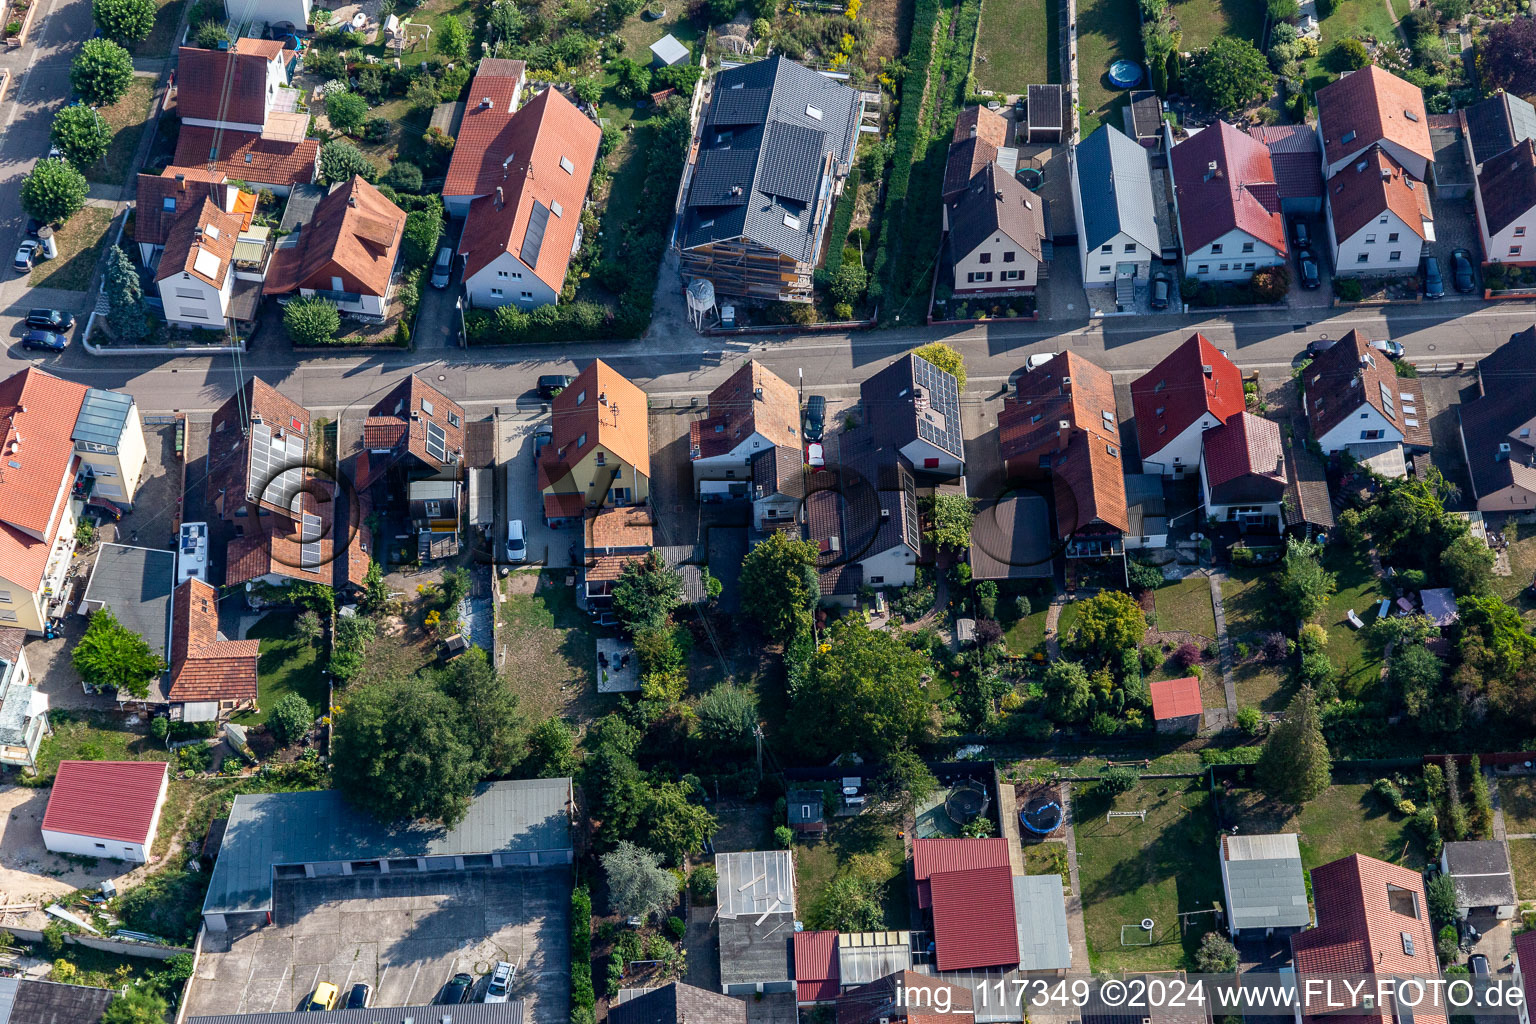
[92,0,155,43]
[601,841,680,920]
[873,747,937,812]
[70,38,135,105]
[103,245,147,342]
[435,13,469,58]
[1440,533,1495,596]
[20,158,88,225]
[319,140,375,184]
[738,531,819,642]
[50,105,112,170]
[611,551,684,633]
[1065,590,1147,668]
[637,783,716,863]
[923,493,974,551]
[439,648,523,773]
[1257,686,1332,805]
[793,617,931,758]
[402,201,443,268]
[1041,659,1092,722]
[525,718,580,777]
[1190,36,1273,114]
[695,682,757,752]
[325,90,369,135]
[73,609,166,700]
[1278,536,1336,621]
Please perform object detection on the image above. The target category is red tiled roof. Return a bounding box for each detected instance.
[455,88,603,293]
[156,197,242,287]
[1149,676,1202,720]
[175,45,279,125]
[223,479,369,589]
[169,578,259,703]
[929,865,1019,971]
[135,167,230,248]
[363,374,466,472]
[263,176,405,298]
[953,105,1009,147]
[0,369,90,591]
[1317,66,1433,170]
[1328,147,1432,244]
[1131,333,1245,464]
[544,491,586,519]
[1171,121,1286,256]
[1477,138,1536,236]
[691,361,801,459]
[1516,931,1536,1009]
[911,836,1009,908]
[443,59,530,198]
[42,760,169,844]
[206,377,311,519]
[793,930,840,1003]
[1304,329,1427,446]
[1202,411,1285,490]
[539,360,650,494]
[175,126,319,189]
[1252,124,1325,202]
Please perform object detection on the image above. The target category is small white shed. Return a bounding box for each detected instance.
[650,33,689,68]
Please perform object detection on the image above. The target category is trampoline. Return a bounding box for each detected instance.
[1017,166,1044,191]
[1108,60,1143,88]
[944,780,991,826]
[1021,796,1063,835]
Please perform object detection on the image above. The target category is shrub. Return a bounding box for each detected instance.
[325,90,369,135]
[1250,265,1290,302]
[1236,706,1262,734]
[688,864,717,902]
[1101,765,1139,793]
[1372,777,1404,808]
[283,296,341,346]
[1173,641,1203,669]
[319,140,375,183]
[363,117,391,143]
[774,825,793,847]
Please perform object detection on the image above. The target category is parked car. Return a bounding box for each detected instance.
[805,441,825,468]
[536,374,571,399]
[24,218,41,238]
[532,423,553,460]
[1291,218,1311,249]
[440,974,474,1005]
[506,519,527,563]
[21,330,66,352]
[1470,953,1490,975]
[1307,338,1338,356]
[1150,274,1170,310]
[344,985,372,1010]
[1451,248,1475,293]
[305,984,339,1012]
[803,394,826,442]
[26,309,73,331]
[1369,339,1405,358]
[1024,352,1056,372]
[14,240,40,273]
[1422,255,1444,299]
[430,245,453,289]
[1298,250,1320,289]
[484,962,514,1004]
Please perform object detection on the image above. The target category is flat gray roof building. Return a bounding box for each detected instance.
[79,544,176,684]
[716,851,796,995]
[1442,839,1518,914]
[0,979,115,1024]
[1219,833,1311,935]
[202,778,574,927]
[1013,874,1071,971]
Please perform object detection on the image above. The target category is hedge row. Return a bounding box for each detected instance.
[571,886,594,1024]
[823,167,862,275]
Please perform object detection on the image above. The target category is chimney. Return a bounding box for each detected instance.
[995,190,1005,201]
[482,96,493,108]
[1204,160,1219,182]
[753,387,764,400]
[495,186,504,208]
[176,173,186,190]
[1060,375,1073,395]
[599,392,608,405]
[348,193,357,206]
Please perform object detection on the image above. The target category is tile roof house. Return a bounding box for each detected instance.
[454,87,603,311]
[0,369,148,635]
[1440,839,1517,919]
[1070,125,1160,290]
[1463,90,1536,168]
[156,196,248,328]
[134,167,254,268]
[1290,853,1443,1024]
[794,930,840,1003]
[1473,137,1536,267]
[176,40,291,131]
[1316,66,1434,181]
[442,59,529,215]
[360,374,466,491]
[1304,329,1429,473]
[910,838,1022,973]
[1131,333,1245,476]
[968,494,1053,580]
[264,176,407,321]
[1457,327,1536,511]
[1283,439,1336,536]
[837,972,975,1024]
[168,578,259,718]
[1325,147,1434,277]
[1149,676,1201,733]
[1199,411,1287,526]
[946,163,1047,297]
[610,983,746,1024]
[539,360,650,526]
[1251,124,1325,214]
[175,125,320,195]
[999,352,1129,553]
[41,760,170,863]
[800,455,922,602]
[860,353,966,478]
[943,135,1000,202]
[1170,121,1287,283]
[0,628,46,770]
[954,105,1009,148]
[1219,833,1311,936]
[691,361,801,491]
[678,56,863,303]
[716,850,796,995]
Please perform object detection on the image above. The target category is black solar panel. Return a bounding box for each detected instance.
[911,355,965,459]
[689,148,758,207]
[300,512,322,572]
[708,86,772,127]
[425,420,447,463]
[520,201,550,269]
[757,122,823,205]
[247,422,306,507]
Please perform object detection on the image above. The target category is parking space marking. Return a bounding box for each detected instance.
[377,966,389,1002]
[340,964,355,998]
[267,965,291,1013]
[307,966,321,1009]
[402,962,422,1005]
[236,959,259,1015]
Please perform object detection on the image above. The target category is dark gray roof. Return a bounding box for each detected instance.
[71,388,134,449]
[1075,125,1159,250]
[947,163,1045,265]
[1443,840,1517,908]
[611,984,745,1024]
[1220,833,1311,930]
[188,1004,526,1024]
[682,56,860,262]
[203,778,573,916]
[2,980,114,1024]
[278,183,326,233]
[860,354,965,462]
[81,543,175,659]
[1028,84,1063,129]
[719,914,794,988]
[1464,91,1536,166]
[787,789,824,824]
[751,445,804,499]
[655,545,707,604]
[969,494,1052,580]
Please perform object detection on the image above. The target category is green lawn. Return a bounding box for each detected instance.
[1492,522,1536,618]
[1302,0,1403,91]
[29,710,166,786]
[234,611,328,727]
[30,206,114,291]
[1319,548,1384,698]
[1025,842,1071,891]
[1498,777,1536,835]
[1220,568,1278,639]
[1075,778,1221,971]
[975,0,1060,92]
[1224,782,1428,872]
[358,0,475,69]
[1171,0,1266,49]
[1509,838,1536,897]
[1233,661,1291,712]
[499,570,603,723]
[1057,599,1082,639]
[1006,608,1051,656]
[1076,0,1142,137]
[1154,577,1217,638]
[795,811,911,931]
[88,77,157,185]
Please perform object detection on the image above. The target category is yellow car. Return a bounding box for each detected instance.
[306,983,339,1012]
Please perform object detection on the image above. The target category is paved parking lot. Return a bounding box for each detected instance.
[187,868,570,1020]
[500,411,575,569]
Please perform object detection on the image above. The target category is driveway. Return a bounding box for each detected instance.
[499,410,574,570]
[414,273,462,351]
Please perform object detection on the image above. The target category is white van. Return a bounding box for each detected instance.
[506,519,527,563]
[430,246,453,289]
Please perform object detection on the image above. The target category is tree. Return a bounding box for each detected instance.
[1440,533,1495,596]
[913,342,967,388]
[1100,765,1139,794]
[436,13,468,57]
[325,90,369,135]
[102,244,147,342]
[71,38,135,106]
[1127,560,1163,592]
[403,207,442,268]
[1479,17,1536,95]
[582,715,645,840]
[696,682,757,752]
[284,296,340,345]
[1278,536,1336,621]
[637,782,716,863]
[1257,686,1332,805]
[73,609,166,700]
[1190,36,1273,114]
[319,140,374,184]
[1065,590,1147,667]
[601,841,680,920]
[775,824,794,846]
[440,649,523,772]
[794,617,932,759]
[383,160,423,192]
[361,560,389,612]
[612,551,684,633]
[525,717,580,777]
[1390,642,1445,717]
[827,262,868,306]
[50,105,112,170]
[1334,36,1371,69]
[102,988,169,1024]
[332,675,485,825]
[1042,659,1092,722]
[1426,873,1458,928]
[1194,932,1240,973]
[20,158,88,225]
[923,493,974,550]
[811,870,884,931]
[93,0,154,42]
[612,58,652,99]
[268,693,314,746]
[738,531,819,642]
[874,747,937,812]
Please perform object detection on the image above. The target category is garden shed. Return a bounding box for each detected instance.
[650,34,689,68]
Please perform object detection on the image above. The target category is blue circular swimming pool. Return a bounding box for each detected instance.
[1108,59,1143,88]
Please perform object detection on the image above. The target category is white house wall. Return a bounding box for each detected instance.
[952,233,1040,292]
[1321,127,1430,183]
[693,432,777,483]
[1476,184,1536,265]
[900,439,963,476]
[464,251,558,310]
[160,273,228,328]
[1142,415,1223,476]
[1330,206,1423,276]
[858,542,917,588]
[1184,227,1284,281]
[1082,233,1152,286]
[1316,403,1402,455]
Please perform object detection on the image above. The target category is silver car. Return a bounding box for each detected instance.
[484,961,514,1003]
[506,519,527,563]
[430,246,453,289]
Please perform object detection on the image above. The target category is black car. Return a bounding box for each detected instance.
[802,394,826,443]
[1421,255,1445,299]
[1298,250,1320,289]
[26,309,73,331]
[439,974,474,1004]
[24,218,41,238]
[1470,953,1490,975]
[1451,248,1475,293]
[344,984,371,1010]
[536,374,572,399]
[1150,274,1170,310]
[1307,338,1338,356]
[21,329,66,352]
[1292,218,1310,250]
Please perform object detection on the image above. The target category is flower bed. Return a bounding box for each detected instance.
[4,0,36,46]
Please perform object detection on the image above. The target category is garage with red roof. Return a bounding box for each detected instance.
[794,930,841,1004]
[928,864,1020,972]
[41,760,170,863]
[1149,677,1203,734]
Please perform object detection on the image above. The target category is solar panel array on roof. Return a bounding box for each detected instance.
[521,201,550,269]
[758,123,823,204]
[691,148,758,206]
[247,423,305,507]
[300,512,322,571]
[425,419,448,463]
[71,388,133,449]
[709,86,773,126]
[912,355,965,458]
